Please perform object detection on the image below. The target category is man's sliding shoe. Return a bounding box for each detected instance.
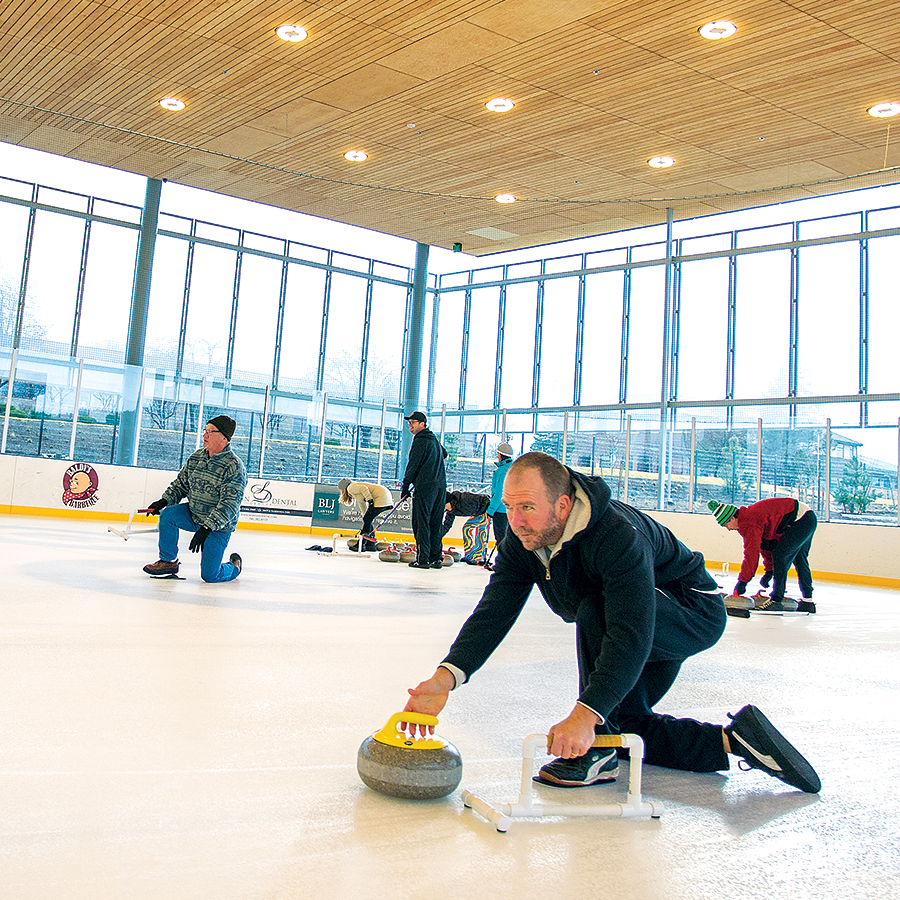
[752,592,799,612]
[143,559,180,576]
[535,747,618,787]
[725,704,820,793]
[229,553,242,576]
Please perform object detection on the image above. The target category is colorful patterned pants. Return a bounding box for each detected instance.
[461,513,490,562]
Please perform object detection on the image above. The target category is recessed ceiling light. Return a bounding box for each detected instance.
[699,20,737,40]
[159,97,185,111]
[648,156,676,169]
[344,150,368,162]
[867,101,900,119]
[485,98,515,113]
[495,193,517,204]
[276,24,308,42]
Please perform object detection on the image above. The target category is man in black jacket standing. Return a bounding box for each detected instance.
[403,452,820,793]
[400,411,448,569]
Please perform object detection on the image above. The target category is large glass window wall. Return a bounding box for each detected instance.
[1,168,898,525]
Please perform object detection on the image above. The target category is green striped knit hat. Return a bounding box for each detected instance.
[708,499,737,526]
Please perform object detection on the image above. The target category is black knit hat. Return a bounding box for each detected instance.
[208,415,236,441]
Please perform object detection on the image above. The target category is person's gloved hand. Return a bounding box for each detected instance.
[759,571,773,589]
[733,580,748,595]
[146,499,167,516]
[400,491,411,501]
[367,499,374,508]
[189,525,211,552]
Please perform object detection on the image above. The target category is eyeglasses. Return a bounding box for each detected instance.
[204,427,221,435]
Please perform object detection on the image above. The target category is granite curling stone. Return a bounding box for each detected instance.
[358,712,462,800]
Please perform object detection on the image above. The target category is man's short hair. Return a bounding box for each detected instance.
[509,452,573,503]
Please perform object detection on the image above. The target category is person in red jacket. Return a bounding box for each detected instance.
[709,498,817,609]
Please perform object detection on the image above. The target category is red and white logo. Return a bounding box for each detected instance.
[62,463,99,509]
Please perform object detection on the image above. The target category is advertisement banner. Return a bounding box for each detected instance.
[240,479,315,526]
[311,486,413,535]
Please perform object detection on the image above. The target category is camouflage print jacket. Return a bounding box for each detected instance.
[162,447,247,533]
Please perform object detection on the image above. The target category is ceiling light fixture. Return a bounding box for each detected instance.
[699,20,737,40]
[495,193,517,204]
[344,150,368,162]
[276,24,308,42]
[867,101,900,119]
[159,97,185,111]
[648,156,676,169]
[485,98,515,113]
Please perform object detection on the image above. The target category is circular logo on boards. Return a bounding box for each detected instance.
[62,463,99,509]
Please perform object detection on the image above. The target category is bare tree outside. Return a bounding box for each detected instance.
[145,398,178,429]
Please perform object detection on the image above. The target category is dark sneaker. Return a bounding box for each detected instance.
[229,553,242,575]
[143,559,180,576]
[753,592,799,612]
[725,705,820,793]
[408,561,430,568]
[430,560,443,569]
[536,747,618,787]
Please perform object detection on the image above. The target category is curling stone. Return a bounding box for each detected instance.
[441,554,453,566]
[399,548,417,563]
[375,541,389,551]
[446,547,461,562]
[379,547,401,562]
[348,537,359,551]
[357,712,462,800]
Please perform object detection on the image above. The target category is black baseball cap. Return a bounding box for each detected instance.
[404,411,427,423]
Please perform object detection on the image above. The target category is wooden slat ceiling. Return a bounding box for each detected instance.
[1,0,899,255]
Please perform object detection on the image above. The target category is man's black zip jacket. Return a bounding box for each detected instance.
[441,469,718,719]
[401,428,447,495]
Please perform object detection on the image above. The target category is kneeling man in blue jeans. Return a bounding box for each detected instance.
[143,414,247,582]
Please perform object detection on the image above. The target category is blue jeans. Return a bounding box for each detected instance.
[158,502,239,583]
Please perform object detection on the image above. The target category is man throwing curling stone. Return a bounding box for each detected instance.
[142,414,247,582]
[402,452,820,793]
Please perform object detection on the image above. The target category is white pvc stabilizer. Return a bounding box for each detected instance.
[463,732,663,832]
[108,509,159,541]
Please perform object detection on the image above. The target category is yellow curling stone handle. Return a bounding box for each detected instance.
[372,712,448,750]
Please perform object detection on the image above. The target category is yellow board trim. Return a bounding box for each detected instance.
[1,507,895,589]
[704,560,900,591]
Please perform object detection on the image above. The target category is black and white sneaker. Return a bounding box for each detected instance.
[725,705,820,793]
[535,747,618,787]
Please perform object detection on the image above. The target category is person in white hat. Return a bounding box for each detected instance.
[487,441,514,548]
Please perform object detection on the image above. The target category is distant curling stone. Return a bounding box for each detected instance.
[357,713,463,800]
[379,547,401,562]
[399,548,417,563]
